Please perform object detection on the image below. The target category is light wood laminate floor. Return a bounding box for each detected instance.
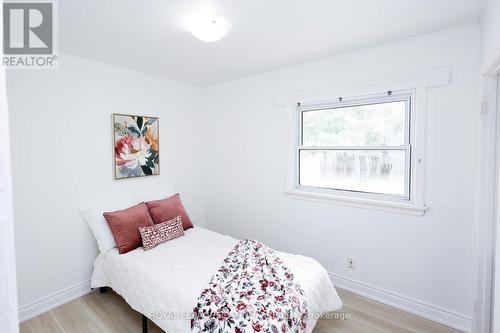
[20,289,463,333]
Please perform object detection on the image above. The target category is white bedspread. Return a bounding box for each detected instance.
[91,227,342,333]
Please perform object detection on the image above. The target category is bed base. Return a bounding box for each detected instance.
[142,315,148,333]
[98,286,149,333]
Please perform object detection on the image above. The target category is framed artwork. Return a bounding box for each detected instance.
[112,113,160,179]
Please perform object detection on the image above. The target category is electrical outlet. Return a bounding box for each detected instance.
[347,257,355,269]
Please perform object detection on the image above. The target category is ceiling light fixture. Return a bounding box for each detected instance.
[189,16,231,43]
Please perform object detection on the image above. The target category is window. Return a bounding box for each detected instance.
[297,92,413,202]
[281,70,450,215]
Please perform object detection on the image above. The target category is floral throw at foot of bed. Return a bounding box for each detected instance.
[191,239,309,333]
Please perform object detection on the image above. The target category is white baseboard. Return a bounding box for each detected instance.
[330,272,471,332]
[18,280,92,323]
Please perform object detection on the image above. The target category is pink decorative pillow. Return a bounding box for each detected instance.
[139,216,185,251]
[146,193,193,230]
[103,203,154,254]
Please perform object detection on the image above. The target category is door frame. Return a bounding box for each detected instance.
[474,52,500,332]
[0,64,19,333]
[0,2,20,331]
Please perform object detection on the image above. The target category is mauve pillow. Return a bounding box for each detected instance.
[146,193,193,230]
[103,203,154,254]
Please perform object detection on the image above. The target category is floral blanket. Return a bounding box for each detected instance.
[191,239,309,333]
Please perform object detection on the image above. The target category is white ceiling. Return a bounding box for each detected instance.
[59,0,484,86]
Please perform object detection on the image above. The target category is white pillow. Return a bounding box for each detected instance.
[80,208,117,253]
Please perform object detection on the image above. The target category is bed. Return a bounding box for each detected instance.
[91,226,342,333]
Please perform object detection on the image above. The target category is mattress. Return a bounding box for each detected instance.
[91,227,342,332]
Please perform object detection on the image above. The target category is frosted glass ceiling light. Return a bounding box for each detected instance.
[189,16,231,43]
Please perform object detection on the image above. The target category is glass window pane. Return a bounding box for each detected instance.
[299,150,406,196]
[302,101,406,146]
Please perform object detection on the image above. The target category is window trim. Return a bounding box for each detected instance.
[279,69,452,216]
[296,92,413,202]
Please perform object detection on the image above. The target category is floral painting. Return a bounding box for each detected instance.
[113,114,159,179]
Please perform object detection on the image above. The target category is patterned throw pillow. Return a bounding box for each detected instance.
[139,216,185,251]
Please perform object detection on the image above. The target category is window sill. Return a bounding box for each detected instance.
[284,189,427,216]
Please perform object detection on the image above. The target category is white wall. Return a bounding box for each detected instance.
[6,54,206,314]
[481,0,500,74]
[200,24,480,330]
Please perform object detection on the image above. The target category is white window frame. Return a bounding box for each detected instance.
[297,92,413,202]
[279,68,451,215]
